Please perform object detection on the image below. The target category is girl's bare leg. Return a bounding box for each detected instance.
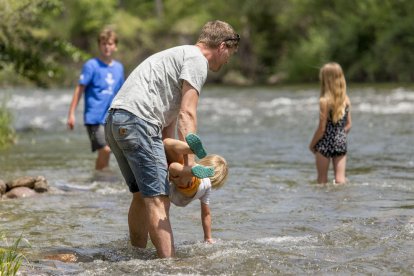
[333,155,347,184]
[169,162,193,178]
[163,138,192,164]
[168,162,193,188]
[315,152,330,184]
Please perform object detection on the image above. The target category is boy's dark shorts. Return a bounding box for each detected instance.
[86,124,106,152]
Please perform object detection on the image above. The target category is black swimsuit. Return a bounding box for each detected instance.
[315,107,349,158]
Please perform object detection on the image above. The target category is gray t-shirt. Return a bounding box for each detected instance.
[110,45,208,128]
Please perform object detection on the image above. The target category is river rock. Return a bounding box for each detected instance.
[7,176,37,189]
[4,186,37,199]
[6,175,49,192]
[34,175,48,192]
[0,179,6,195]
[1,175,49,200]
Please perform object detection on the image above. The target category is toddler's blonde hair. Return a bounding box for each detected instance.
[198,154,228,189]
[319,62,347,123]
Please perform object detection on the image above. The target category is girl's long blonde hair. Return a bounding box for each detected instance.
[198,154,228,189]
[319,62,347,123]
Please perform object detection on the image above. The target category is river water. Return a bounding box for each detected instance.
[0,85,413,275]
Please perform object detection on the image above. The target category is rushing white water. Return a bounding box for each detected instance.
[1,85,413,275]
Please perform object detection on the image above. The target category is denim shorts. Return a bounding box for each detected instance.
[105,109,169,196]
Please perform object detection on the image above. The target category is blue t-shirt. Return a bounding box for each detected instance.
[79,58,124,125]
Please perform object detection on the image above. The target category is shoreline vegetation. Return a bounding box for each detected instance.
[0,233,29,276]
[0,98,16,150]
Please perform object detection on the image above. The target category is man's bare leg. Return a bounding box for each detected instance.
[144,195,175,258]
[129,192,149,247]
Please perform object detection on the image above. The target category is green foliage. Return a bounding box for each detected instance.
[280,28,329,82]
[277,0,414,82]
[0,233,29,276]
[0,98,15,150]
[0,0,88,87]
[1,0,414,85]
[64,0,118,50]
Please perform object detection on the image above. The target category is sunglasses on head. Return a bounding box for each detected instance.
[223,33,240,43]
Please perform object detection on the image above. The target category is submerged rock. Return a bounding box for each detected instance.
[44,253,78,263]
[4,187,37,199]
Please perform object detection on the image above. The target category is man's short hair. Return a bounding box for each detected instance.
[197,20,239,49]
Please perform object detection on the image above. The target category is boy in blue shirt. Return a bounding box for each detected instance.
[67,27,124,171]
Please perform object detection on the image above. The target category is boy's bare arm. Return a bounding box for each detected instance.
[67,85,85,130]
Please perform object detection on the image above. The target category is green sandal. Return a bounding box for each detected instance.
[191,165,214,178]
[185,133,207,159]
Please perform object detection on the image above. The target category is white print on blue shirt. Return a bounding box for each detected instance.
[102,73,115,95]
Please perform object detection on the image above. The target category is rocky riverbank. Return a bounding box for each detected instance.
[0,176,48,199]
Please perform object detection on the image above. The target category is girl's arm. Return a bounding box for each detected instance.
[309,99,329,153]
[200,202,213,243]
[344,97,352,133]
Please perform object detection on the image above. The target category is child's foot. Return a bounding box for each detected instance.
[191,165,214,178]
[185,133,207,159]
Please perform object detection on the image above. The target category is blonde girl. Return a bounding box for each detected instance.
[163,134,228,243]
[309,62,352,184]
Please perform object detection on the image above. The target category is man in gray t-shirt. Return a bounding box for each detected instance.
[104,20,240,258]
